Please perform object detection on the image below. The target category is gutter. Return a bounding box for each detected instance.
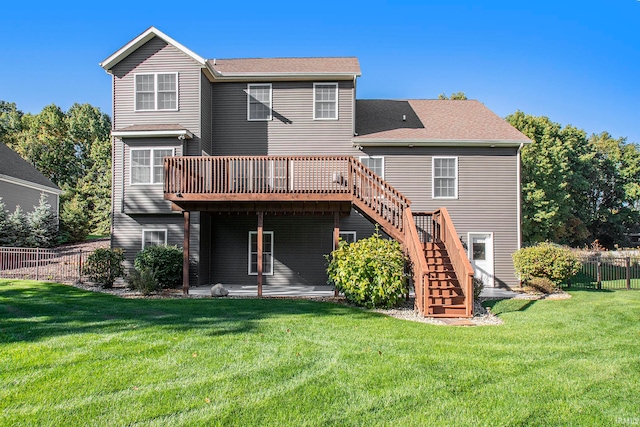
[352,139,531,148]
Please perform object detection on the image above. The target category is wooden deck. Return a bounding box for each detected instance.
[163,155,473,317]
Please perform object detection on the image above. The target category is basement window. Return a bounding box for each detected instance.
[248,231,274,275]
[142,229,167,249]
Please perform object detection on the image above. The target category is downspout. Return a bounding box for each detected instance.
[121,140,125,214]
[352,75,357,147]
[517,142,524,249]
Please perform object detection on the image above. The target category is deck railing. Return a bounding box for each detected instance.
[165,155,410,236]
[432,208,474,317]
[165,156,353,195]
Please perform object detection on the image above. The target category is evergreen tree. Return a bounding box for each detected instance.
[59,194,90,243]
[0,198,12,246]
[7,206,30,247]
[27,194,59,247]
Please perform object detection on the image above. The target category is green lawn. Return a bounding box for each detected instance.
[1,281,639,426]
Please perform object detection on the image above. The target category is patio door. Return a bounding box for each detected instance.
[468,233,494,287]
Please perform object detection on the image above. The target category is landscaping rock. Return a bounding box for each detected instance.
[211,283,229,297]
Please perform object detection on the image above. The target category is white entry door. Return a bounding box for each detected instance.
[468,233,494,288]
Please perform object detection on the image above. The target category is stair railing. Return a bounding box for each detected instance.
[433,208,474,317]
[348,158,410,240]
[403,208,431,315]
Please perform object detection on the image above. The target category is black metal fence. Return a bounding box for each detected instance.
[0,247,89,283]
[568,255,640,290]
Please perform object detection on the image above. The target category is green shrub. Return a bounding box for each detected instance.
[127,267,159,295]
[512,243,581,286]
[134,245,183,288]
[524,277,558,294]
[83,248,125,288]
[326,231,408,308]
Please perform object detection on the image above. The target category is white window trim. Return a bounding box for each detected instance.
[129,147,175,186]
[134,72,179,112]
[248,231,274,276]
[141,229,168,249]
[313,82,339,120]
[432,156,459,199]
[359,155,385,179]
[247,83,272,121]
[339,231,356,243]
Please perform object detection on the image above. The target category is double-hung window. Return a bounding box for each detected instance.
[130,148,174,184]
[432,157,458,199]
[248,231,274,275]
[247,84,272,120]
[142,229,167,249]
[359,156,384,179]
[314,83,338,120]
[135,73,178,111]
[339,231,356,244]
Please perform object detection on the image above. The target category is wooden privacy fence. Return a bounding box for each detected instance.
[569,255,640,290]
[0,247,89,283]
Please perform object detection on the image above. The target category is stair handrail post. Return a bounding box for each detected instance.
[437,207,475,317]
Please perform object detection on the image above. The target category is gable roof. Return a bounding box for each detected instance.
[208,57,361,79]
[100,26,210,73]
[354,100,530,147]
[0,143,61,193]
[100,27,360,81]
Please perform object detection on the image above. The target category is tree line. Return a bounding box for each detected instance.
[2,97,639,249]
[507,112,640,248]
[0,100,111,243]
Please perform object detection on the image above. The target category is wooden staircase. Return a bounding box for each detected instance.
[424,242,469,317]
[164,155,474,317]
[347,159,474,318]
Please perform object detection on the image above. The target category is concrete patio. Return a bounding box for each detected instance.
[188,284,520,299]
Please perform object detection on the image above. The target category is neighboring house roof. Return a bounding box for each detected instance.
[0,143,62,193]
[354,100,531,147]
[208,57,361,79]
[112,124,193,139]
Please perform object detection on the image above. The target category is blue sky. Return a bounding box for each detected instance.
[2,0,639,143]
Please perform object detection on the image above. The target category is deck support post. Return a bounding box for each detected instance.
[183,211,190,295]
[333,211,340,297]
[257,211,263,297]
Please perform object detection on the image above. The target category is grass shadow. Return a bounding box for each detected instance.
[0,281,366,344]
[562,287,615,293]
[483,299,537,315]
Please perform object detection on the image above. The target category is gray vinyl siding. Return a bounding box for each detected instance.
[111,212,199,284]
[211,81,359,156]
[201,214,333,286]
[200,73,213,155]
[110,35,205,282]
[0,180,59,215]
[199,211,381,286]
[121,138,182,214]
[110,36,202,155]
[362,146,520,287]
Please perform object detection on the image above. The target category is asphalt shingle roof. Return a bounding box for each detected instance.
[0,143,60,190]
[208,57,361,75]
[354,100,530,142]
